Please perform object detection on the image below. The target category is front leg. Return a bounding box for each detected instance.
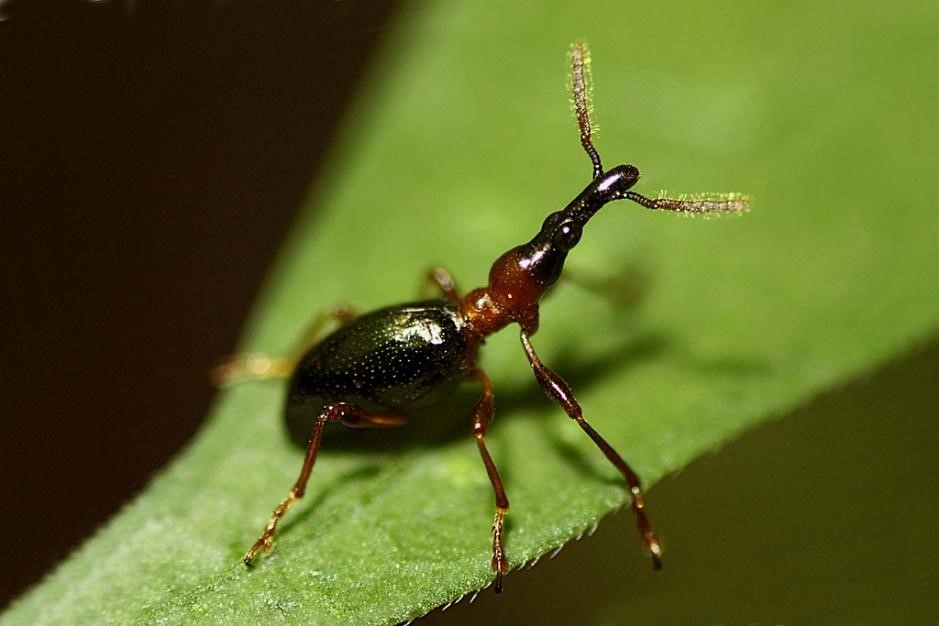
[244,402,405,566]
[520,331,663,569]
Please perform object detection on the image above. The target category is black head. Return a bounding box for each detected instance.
[515,164,640,288]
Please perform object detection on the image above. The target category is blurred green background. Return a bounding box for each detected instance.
[3,1,938,624]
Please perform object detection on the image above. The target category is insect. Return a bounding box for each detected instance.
[214,41,749,593]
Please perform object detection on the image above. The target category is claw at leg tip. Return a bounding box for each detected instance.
[647,539,663,570]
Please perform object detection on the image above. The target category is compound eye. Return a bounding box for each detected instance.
[553,221,582,251]
[541,211,564,231]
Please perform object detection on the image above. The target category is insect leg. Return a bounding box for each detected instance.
[469,367,510,592]
[244,402,404,566]
[211,306,356,387]
[421,267,461,302]
[520,331,662,569]
[287,306,357,360]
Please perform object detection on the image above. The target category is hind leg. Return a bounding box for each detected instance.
[211,306,356,386]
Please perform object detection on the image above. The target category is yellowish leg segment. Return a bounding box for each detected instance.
[211,306,356,387]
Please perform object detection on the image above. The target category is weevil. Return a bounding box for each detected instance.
[214,42,749,592]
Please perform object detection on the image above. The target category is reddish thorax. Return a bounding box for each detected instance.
[460,247,545,342]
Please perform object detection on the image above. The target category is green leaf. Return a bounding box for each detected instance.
[5,2,939,625]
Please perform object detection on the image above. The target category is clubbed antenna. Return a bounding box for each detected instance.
[619,190,751,216]
[570,41,603,180]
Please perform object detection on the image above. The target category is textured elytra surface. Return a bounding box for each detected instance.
[5,1,939,625]
[286,300,467,443]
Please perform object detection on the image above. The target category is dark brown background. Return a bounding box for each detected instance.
[0,1,399,607]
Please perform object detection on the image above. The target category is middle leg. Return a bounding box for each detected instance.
[421,266,460,302]
[469,367,510,592]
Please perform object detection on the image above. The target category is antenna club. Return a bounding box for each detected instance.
[569,41,602,179]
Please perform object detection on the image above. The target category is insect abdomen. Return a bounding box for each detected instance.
[285,300,469,442]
